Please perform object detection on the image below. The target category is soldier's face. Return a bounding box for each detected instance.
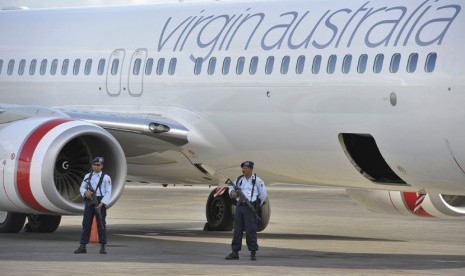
[92,163,103,172]
[242,166,252,177]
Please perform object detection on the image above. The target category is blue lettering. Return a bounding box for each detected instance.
[156,0,462,56]
[415,4,461,46]
[365,7,406,48]
[262,11,299,50]
[394,0,429,46]
[288,10,329,50]
[312,9,351,49]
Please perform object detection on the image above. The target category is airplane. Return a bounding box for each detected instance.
[0,0,464,234]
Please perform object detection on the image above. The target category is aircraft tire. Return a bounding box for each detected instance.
[257,198,271,232]
[0,212,26,233]
[24,214,61,233]
[205,188,234,231]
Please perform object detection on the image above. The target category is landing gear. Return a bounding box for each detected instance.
[205,188,234,231]
[257,198,271,232]
[0,211,26,233]
[204,187,271,232]
[24,214,61,233]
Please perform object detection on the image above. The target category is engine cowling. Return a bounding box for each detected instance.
[0,117,127,215]
[346,188,465,218]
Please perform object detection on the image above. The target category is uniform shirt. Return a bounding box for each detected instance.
[80,171,112,206]
[230,174,267,205]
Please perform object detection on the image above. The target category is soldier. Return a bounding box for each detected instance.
[74,156,112,254]
[226,161,267,261]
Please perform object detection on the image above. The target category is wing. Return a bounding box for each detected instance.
[64,110,189,155]
[62,109,219,185]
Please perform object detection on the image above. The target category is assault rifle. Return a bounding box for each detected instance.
[226,178,261,221]
[85,173,104,228]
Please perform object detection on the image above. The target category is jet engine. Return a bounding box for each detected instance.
[346,188,465,218]
[0,117,126,232]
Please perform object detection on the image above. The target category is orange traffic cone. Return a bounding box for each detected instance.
[89,216,99,243]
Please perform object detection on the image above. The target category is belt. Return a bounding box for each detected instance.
[238,201,255,207]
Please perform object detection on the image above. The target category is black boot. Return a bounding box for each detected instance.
[225,251,239,260]
[74,244,87,254]
[251,251,256,261]
[100,244,107,254]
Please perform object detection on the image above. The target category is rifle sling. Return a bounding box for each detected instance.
[236,173,257,202]
[86,172,106,201]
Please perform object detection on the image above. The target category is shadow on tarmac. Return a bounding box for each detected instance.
[1,224,464,272]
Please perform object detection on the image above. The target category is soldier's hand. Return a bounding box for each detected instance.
[231,191,237,199]
[85,191,92,199]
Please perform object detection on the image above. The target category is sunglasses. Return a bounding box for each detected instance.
[93,164,102,166]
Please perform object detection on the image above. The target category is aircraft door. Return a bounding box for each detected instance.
[106,49,125,96]
[128,48,147,96]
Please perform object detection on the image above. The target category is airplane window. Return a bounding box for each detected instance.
[357,54,368,73]
[29,59,37,75]
[168,58,177,75]
[18,59,26,75]
[265,56,274,75]
[40,59,47,75]
[208,57,216,75]
[296,55,305,74]
[73,59,81,75]
[133,58,141,75]
[145,58,153,75]
[61,59,69,75]
[84,59,92,76]
[236,57,245,75]
[281,56,290,74]
[342,55,352,74]
[425,53,437,73]
[111,59,119,75]
[7,59,14,75]
[50,59,58,75]
[222,57,231,75]
[373,54,384,73]
[390,53,401,73]
[0,59,2,75]
[249,56,258,75]
[156,58,165,75]
[407,53,418,73]
[194,57,203,75]
[327,55,337,74]
[97,58,105,75]
[312,55,321,74]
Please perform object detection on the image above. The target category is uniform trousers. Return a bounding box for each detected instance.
[80,198,107,244]
[231,203,258,251]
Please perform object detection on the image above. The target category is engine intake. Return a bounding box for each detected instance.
[0,117,127,215]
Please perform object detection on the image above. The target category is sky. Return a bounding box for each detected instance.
[0,0,227,9]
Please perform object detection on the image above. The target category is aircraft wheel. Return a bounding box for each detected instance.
[257,198,271,232]
[0,211,26,233]
[205,188,234,231]
[24,214,61,233]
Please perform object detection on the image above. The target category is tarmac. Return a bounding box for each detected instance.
[1,184,465,275]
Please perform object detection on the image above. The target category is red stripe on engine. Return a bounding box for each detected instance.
[17,118,71,212]
[402,192,434,217]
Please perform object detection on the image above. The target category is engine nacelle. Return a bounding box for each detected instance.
[0,117,127,215]
[346,188,465,218]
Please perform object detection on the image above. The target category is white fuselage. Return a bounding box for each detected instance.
[0,0,464,194]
